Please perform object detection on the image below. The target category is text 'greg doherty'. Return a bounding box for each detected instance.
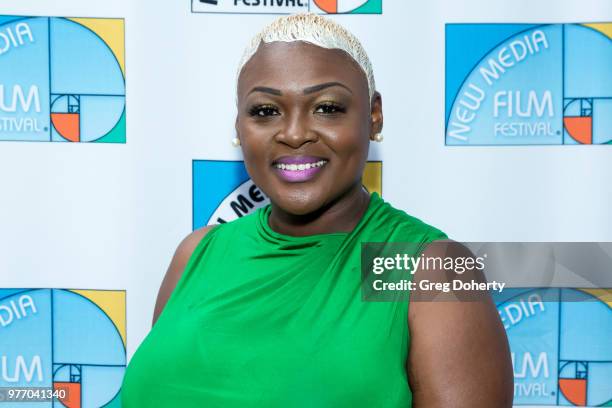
[372,279,506,294]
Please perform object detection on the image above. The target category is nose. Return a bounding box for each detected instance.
[275,109,318,148]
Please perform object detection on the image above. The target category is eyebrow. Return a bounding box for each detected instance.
[247,82,353,96]
[248,86,282,96]
[304,82,353,95]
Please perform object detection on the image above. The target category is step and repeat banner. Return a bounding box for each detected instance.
[0,1,610,407]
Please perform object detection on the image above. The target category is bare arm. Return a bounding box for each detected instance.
[407,240,514,407]
[152,225,215,327]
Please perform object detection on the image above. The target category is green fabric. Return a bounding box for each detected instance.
[121,192,447,407]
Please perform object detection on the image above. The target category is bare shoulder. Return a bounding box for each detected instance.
[407,239,514,407]
[151,225,216,327]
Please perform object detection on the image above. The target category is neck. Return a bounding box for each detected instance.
[268,183,371,237]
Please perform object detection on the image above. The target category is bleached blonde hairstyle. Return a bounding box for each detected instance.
[236,12,376,105]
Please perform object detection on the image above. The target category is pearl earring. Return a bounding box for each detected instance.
[373,133,383,142]
[231,137,241,147]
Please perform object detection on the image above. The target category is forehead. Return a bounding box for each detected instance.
[237,41,369,97]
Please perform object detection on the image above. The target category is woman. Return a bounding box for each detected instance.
[121,13,513,407]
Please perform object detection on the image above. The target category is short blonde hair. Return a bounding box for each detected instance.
[236,12,376,104]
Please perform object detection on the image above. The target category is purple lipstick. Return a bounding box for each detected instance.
[272,155,328,182]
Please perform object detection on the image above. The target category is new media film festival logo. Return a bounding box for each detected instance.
[0,16,125,143]
[0,289,126,407]
[192,0,382,14]
[494,288,612,406]
[192,159,382,229]
[445,23,612,145]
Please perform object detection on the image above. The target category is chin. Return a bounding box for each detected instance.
[271,188,324,216]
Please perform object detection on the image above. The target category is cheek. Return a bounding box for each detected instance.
[241,142,265,178]
[238,120,265,157]
[320,135,368,186]
[344,143,369,176]
[324,122,369,160]
[239,116,280,147]
[329,117,370,174]
[238,130,273,189]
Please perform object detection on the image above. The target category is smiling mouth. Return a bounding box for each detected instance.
[271,157,329,182]
[273,160,328,171]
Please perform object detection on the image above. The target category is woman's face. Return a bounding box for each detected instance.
[236,41,382,215]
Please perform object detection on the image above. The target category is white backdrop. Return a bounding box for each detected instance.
[0,0,610,406]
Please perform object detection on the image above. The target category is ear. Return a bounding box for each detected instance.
[234,115,240,141]
[369,91,383,141]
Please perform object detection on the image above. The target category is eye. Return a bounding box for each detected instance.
[248,104,280,117]
[314,102,346,115]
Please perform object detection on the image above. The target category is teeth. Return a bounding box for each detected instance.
[274,160,327,171]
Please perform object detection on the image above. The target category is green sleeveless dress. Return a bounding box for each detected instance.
[121,192,446,407]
